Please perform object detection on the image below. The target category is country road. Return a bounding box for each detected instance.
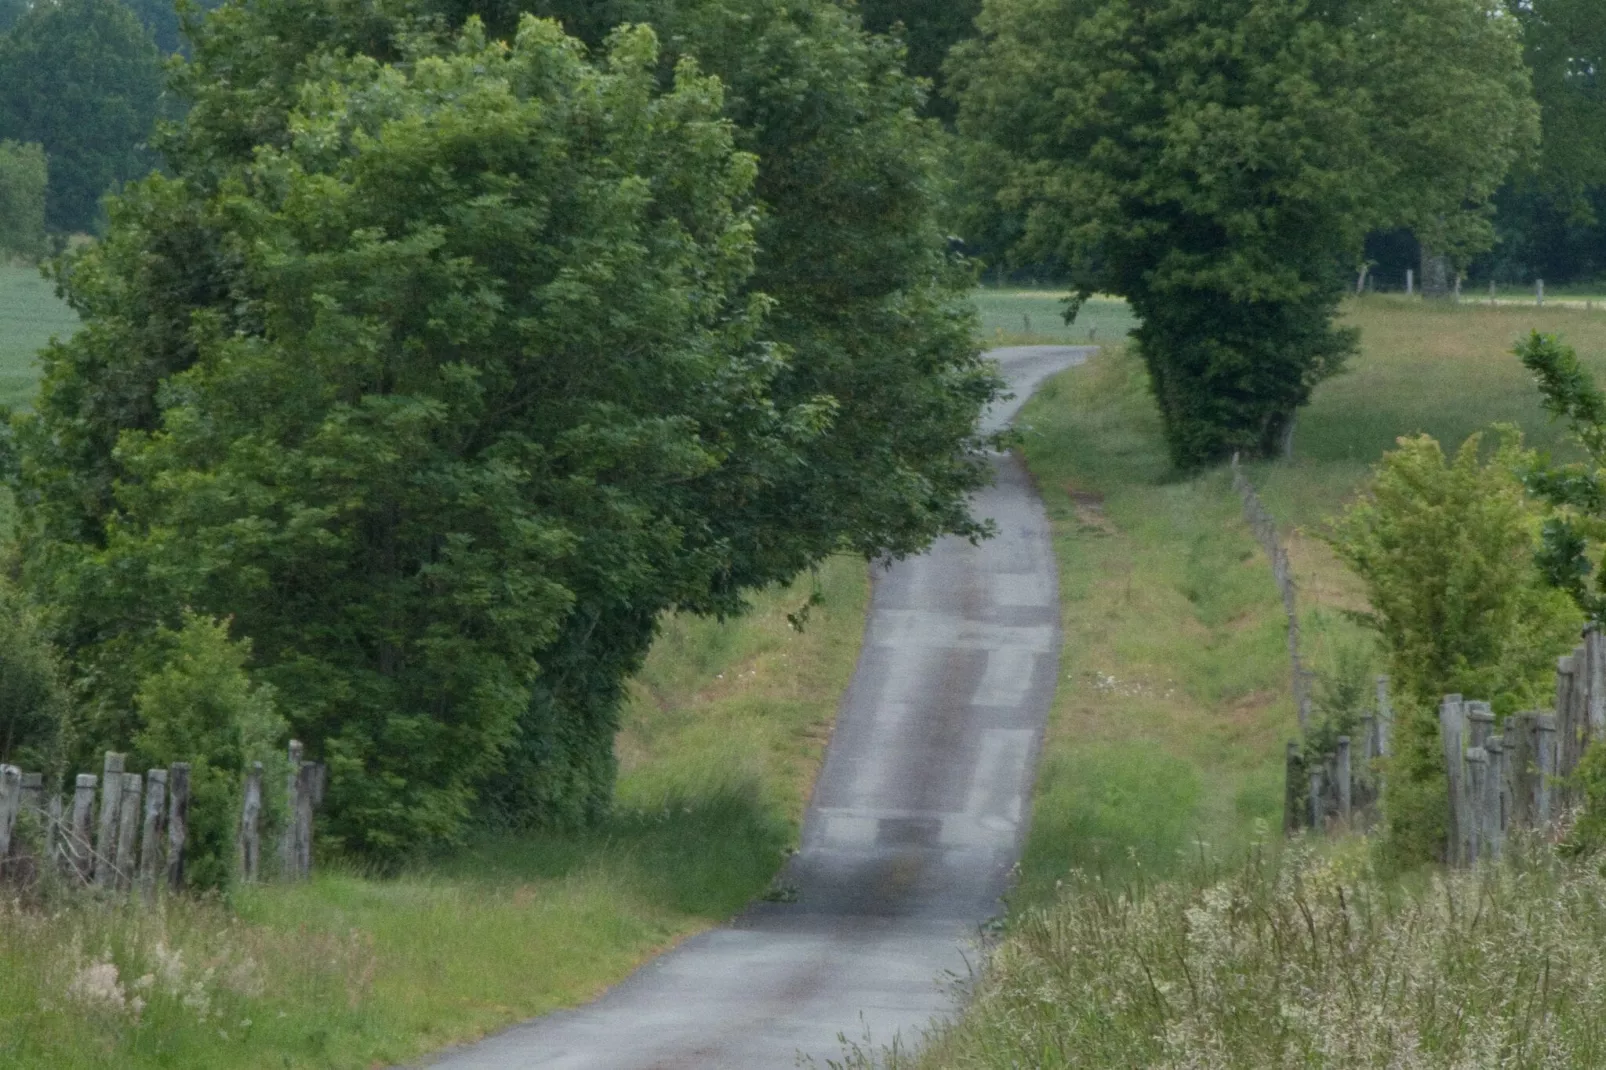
[424,345,1092,1069]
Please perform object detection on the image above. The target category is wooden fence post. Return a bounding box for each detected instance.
[1337,736,1352,824]
[1505,713,1535,830]
[0,765,21,868]
[70,774,95,882]
[1487,734,1507,859]
[1377,675,1394,754]
[293,761,316,879]
[166,763,189,892]
[1309,765,1325,831]
[93,753,124,888]
[139,769,166,897]
[115,772,142,891]
[1537,714,1558,826]
[281,740,303,878]
[1441,696,1467,865]
[1284,742,1302,834]
[238,762,262,883]
[1465,745,1488,863]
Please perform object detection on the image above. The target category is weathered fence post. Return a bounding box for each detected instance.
[1441,696,1467,865]
[1465,745,1488,863]
[70,774,95,882]
[115,772,142,891]
[1487,734,1507,859]
[1538,279,1545,306]
[1407,268,1415,295]
[93,752,124,888]
[1337,736,1353,824]
[0,765,21,867]
[238,762,263,883]
[1537,713,1558,826]
[1587,628,1606,739]
[1376,676,1393,759]
[294,760,316,879]
[139,769,166,897]
[281,740,303,879]
[1309,765,1326,831]
[1284,742,1303,834]
[166,763,189,892]
[1505,713,1535,830]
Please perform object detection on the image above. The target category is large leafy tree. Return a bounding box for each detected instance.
[951,0,1535,466]
[0,0,165,232]
[18,16,801,855]
[413,0,1003,824]
[18,0,998,852]
[1358,0,1538,295]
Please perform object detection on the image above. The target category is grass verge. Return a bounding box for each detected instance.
[0,559,869,1068]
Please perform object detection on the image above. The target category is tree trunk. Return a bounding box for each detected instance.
[1420,244,1453,300]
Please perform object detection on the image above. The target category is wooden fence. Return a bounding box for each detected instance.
[1284,627,1606,864]
[0,740,325,893]
[1437,628,1605,864]
[1232,454,1312,728]
[1286,675,1394,834]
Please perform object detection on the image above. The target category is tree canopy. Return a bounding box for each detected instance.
[0,0,165,233]
[950,0,1536,464]
[15,0,998,857]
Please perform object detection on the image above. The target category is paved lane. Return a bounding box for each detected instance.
[425,346,1091,1069]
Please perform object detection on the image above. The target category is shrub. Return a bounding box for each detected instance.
[0,574,67,771]
[1328,431,1581,865]
[133,614,286,890]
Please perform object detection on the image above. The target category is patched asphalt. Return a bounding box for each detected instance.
[423,346,1091,1069]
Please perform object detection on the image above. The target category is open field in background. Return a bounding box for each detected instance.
[0,559,869,1068]
[0,261,77,409]
[992,294,1606,908]
[971,287,1138,348]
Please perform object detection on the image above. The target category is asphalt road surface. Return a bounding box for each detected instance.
[425,346,1092,1070]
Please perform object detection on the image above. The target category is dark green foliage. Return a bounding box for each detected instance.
[16,0,996,859]
[857,0,979,122]
[1519,333,1606,620]
[950,0,1535,466]
[0,0,24,31]
[375,0,1003,827]
[133,614,285,889]
[0,139,45,260]
[0,0,164,233]
[0,575,68,771]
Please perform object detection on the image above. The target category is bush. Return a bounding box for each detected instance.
[1328,430,1581,865]
[133,614,286,890]
[0,574,67,771]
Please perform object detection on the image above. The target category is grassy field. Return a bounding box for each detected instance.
[971,287,1138,347]
[0,559,869,1068]
[0,261,77,409]
[992,295,1606,905]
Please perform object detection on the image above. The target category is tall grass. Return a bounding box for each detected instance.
[858,837,1606,1069]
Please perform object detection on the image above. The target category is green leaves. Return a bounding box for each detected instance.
[950,0,1538,465]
